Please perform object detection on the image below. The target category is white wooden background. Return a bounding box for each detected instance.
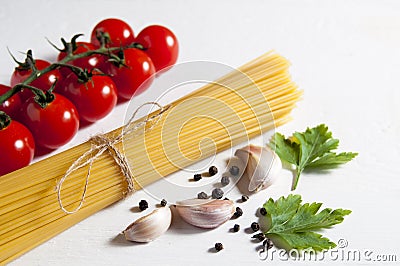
[1,0,399,265]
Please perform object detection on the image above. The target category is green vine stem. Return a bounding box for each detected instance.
[0,34,145,107]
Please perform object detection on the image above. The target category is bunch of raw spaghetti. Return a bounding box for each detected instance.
[0,52,301,263]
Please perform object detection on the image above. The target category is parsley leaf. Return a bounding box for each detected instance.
[270,124,358,190]
[262,194,351,251]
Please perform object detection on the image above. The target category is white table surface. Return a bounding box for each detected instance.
[1,0,400,265]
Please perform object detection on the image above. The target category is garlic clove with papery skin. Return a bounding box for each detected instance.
[175,199,235,229]
[235,144,282,192]
[123,206,172,243]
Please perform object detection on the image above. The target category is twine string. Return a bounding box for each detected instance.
[56,102,170,214]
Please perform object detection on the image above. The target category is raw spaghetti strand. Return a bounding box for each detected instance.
[55,102,170,214]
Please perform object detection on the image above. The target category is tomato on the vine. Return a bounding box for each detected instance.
[0,84,21,119]
[57,42,104,77]
[103,48,155,100]
[90,18,135,48]
[19,93,79,150]
[0,120,35,176]
[10,59,61,102]
[135,25,179,72]
[59,74,117,123]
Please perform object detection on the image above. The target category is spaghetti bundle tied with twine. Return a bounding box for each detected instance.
[0,52,301,264]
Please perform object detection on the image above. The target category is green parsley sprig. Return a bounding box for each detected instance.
[262,194,351,251]
[270,124,358,190]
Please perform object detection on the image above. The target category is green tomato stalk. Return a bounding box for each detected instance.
[0,33,145,110]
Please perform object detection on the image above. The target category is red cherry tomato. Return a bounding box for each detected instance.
[0,120,35,176]
[19,93,79,149]
[104,48,155,100]
[10,59,61,102]
[0,84,22,119]
[59,74,117,123]
[57,42,104,77]
[90,18,135,48]
[135,25,179,72]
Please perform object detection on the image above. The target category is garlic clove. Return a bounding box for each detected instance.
[235,144,282,192]
[175,199,235,229]
[123,206,172,243]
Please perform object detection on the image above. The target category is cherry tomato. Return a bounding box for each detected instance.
[10,59,61,102]
[19,93,79,149]
[0,120,35,176]
[57,42,104,77]
[135,25,179,72]
[90,18,135,48]
[104,48,155,100]
[59,74,117,123]
[0,84,22,119]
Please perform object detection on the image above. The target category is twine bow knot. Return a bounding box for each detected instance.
[56,102,170,214]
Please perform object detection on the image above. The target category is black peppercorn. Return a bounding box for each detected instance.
[260,207,267,216]
[241,195,249,202]
[211,188,224,199]
[197,192,208,199]
[233,207,243,218]
[209,166,218,176]
[193,173,202,181]
[251,222,260,232]
[229,165,239,176]
[138,200,148,211]
[263,238,274,250]
[233,224,240,232]
[160,199,167,207]
[252,233,265,241]
[220,176,230,186]
[215,242,223,252]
